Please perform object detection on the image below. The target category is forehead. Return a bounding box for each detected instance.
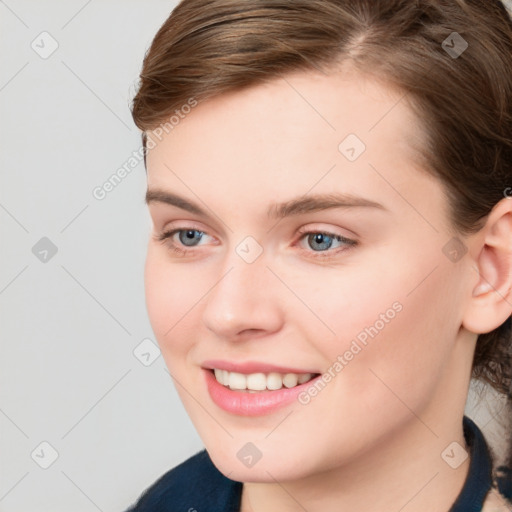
[147,66,422,159]
[144,66,430,217]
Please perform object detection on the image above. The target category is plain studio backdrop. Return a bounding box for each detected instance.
[0,1,509,511]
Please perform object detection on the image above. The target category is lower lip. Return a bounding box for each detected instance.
[203,369,321,416]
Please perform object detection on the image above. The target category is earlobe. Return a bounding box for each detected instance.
[462,198,512,334]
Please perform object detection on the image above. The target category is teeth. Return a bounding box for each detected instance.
[228,371,246,390]
[213,369,315,391]
[283,373,298,388]
[246,373,267,390]
[297,373,312,384]
[267,372,283,390]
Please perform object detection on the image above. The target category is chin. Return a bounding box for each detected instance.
[204,442,319,483]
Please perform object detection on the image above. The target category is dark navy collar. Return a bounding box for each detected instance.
[449,415,493,511]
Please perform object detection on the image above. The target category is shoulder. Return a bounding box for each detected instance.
[481,487,512,512]
[125,449,242,512]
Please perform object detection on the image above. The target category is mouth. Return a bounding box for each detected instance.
[210,368,320,393]
[202,366,323,416]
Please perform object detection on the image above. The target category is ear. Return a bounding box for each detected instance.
[462,197,512,334]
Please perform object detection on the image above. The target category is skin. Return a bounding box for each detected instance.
[143,64,512,512]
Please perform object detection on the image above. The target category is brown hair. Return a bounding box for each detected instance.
[131,0,512,466]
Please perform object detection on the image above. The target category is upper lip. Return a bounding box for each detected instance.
[201,359,320,375]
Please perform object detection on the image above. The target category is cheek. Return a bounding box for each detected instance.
[288,241,461,397]
[317,261,460,425]
[277,250,408,351]
[144,247,201,359]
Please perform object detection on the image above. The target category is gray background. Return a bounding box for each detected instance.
[0,1,509,511]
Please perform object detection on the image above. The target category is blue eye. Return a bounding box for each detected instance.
[156,227,357,259]
[177,229,204,247]
[156,228,209,256]
[307,232,336,251]
[299,230,357,257]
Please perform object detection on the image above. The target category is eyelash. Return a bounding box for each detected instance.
[155,225,358,260]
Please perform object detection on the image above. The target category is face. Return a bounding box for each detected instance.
[144,66,473,482]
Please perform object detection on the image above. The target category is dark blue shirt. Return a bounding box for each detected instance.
[125,416,510,512]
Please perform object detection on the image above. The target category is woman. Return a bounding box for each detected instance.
[126,1,512,510]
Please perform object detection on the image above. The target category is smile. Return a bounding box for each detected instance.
[203,368,322,416]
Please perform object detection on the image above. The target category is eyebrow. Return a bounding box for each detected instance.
[145,188,387,219]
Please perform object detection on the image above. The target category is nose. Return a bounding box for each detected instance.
[201,251,283,340]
